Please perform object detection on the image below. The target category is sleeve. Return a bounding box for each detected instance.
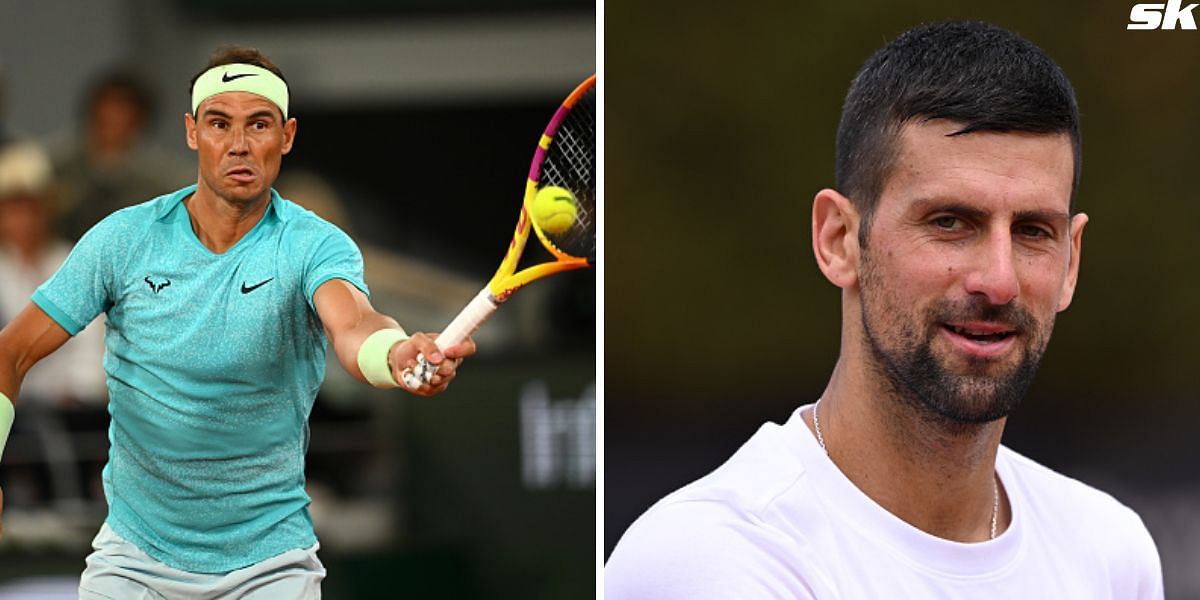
[604,501,821,600]
[302,225,369,312]
[30,218,119,336]
[1118,508,1165,600]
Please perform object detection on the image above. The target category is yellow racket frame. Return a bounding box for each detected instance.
[488,74,595,302]
[401,74,595,388]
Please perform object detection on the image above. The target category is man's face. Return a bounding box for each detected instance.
[185,91,295,206]
[0,195,44,251]
[90,89,144,155]
[856,120,1085,423]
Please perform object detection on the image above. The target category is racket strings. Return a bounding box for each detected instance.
[539,90,596,262]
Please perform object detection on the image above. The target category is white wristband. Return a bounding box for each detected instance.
[357,328,409,388]
[0,392,13,461]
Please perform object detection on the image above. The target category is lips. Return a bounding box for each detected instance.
[225,166,256,183]
[940,321,1018,359]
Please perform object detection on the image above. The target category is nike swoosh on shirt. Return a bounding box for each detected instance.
[241,278,274,294]
[222,72,257,82]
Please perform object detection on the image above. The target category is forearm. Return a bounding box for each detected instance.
[331,311,407,385]
[0,323,41,400]
[0,310,62,459]
[0,338,42,400]
[0,322,33,463]
[0,303,79,401]
[314,279,468,395]
[0,363,17,402]
[0,327,26,400]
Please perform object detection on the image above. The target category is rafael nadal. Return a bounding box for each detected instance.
[0,46,473,598]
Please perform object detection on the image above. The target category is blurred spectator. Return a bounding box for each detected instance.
[0,141,105,407]
[0,141,107,510]
[50,69,189,240]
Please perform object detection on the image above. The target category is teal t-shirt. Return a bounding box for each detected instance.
[32,185,367,573]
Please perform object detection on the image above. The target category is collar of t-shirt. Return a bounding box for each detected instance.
[159,185,287,256]
[784,404,1024,578]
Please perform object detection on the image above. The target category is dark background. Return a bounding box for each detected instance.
[605,1,1200,596]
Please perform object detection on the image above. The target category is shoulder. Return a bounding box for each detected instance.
[63,192,178,265]
[1002,446,1147,531]
[274,198,359,249]
[606,498,820,599]
[677,420,814,514]
[1000,447,1161,589]
[606,424,823,599]
[79,192,175,242]
[274,197,345,236]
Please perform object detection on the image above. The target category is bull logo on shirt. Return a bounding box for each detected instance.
[144,276,171,294]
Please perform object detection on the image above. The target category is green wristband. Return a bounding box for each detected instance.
[0,392,13,461]
[357,329,409,388]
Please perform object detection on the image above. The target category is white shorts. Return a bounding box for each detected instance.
[78,523,325,599]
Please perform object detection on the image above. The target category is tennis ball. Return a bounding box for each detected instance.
[531,186,578,235]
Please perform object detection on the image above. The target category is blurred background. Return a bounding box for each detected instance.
[605,0,1200,597]
[0,0,594,598]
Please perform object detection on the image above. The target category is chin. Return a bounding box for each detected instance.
[864,327,1044,426]
[941,351,1022,378]
[223,186,267,204]
[910,353,1040,424]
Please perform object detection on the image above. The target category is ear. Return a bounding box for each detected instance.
[1056,212,1088,312]
[185,113,198,151]
[281,118,297,155]
[812,188,861,289]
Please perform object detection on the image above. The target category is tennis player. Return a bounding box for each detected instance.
[606,21,1163,598]
[0,46,474,598]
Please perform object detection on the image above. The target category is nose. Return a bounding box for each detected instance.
[962,229,1019,306]
[228,127,249,156]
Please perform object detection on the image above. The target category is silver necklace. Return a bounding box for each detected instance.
[811,398,1000,540]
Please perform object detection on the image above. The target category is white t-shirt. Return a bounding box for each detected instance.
[605,405,1163,599]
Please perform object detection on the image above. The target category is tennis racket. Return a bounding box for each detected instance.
[402,74,596,388]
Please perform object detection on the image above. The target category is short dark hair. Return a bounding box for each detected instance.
[188,45,288,106]
[836,21,1081,240]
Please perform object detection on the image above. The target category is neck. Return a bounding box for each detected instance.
[811,345,1008,542]
[185,183,270,254]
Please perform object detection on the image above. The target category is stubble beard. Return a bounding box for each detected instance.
[857,248,1052,427]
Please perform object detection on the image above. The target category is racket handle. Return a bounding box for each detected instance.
[436,287,499,350]
[401,288,498,388]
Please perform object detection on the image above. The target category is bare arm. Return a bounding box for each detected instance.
[0,302,73,401]
[0,302,73,536]
[313,279,475,396]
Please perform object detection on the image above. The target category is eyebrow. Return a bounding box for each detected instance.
[913,199,987,220]
[911,199,1069,225]
[200,108,279,122]
[201,108,233,120]
[245,110,279,122]
[1012,209,1070,227]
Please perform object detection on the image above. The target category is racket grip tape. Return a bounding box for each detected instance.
[401,288,498,388]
